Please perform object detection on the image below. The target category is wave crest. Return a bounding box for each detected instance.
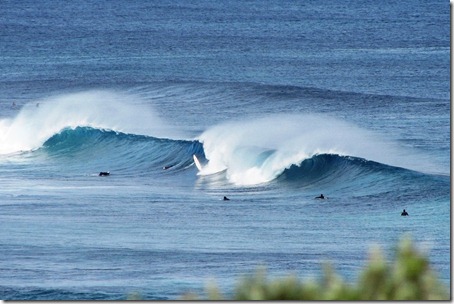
[0,90,181,154]
[197,114,427,185]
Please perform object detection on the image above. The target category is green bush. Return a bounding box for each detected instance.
[181,237,449,301]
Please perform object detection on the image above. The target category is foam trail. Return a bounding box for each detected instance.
[197,114,435,185]
[0,90,181,154]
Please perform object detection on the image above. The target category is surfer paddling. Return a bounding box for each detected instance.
[315,194,325,199]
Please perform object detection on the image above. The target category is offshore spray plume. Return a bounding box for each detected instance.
[0,90,181,154]
[197,114,436,185]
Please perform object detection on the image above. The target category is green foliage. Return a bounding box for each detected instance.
[181,237,449,301]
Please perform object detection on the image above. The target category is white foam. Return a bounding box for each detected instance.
[0,90,180,154]
[197,114,437,185]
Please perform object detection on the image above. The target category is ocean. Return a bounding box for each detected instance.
[0,0,450,300]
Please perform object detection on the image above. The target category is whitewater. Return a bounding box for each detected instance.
[0,0,450,300]
[1,91,444,185]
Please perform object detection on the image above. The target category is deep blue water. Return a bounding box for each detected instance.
[0,0,450,300]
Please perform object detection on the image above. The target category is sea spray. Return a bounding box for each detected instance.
[0,90,181,154]
[197,114,435,185]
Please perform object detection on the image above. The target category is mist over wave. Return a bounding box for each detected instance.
[0,90,182,154]
[197,114,437,185]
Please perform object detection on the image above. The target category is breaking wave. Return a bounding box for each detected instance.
[0,91,440,186]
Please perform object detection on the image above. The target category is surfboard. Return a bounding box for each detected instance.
[193,154,203,171]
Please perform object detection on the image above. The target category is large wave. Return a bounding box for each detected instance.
[0,90,183,155]
[0,90,441,186]
[38,125,422,189]
[197,114,437,185]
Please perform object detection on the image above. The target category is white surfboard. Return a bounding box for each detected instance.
[193,154,203,171]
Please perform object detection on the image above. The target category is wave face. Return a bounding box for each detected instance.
[41,126,203,175]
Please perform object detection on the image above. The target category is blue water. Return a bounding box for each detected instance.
[0,0,450,300]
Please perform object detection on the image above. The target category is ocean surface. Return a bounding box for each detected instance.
[0,0,450,300]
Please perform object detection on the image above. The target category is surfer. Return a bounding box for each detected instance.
[223,196,230,201]
[315,194,325,199]
[401,209,409,216]
[163,165,174,170]
[99,171,110,176]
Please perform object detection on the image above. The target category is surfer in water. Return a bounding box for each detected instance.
[315,194,325,199]
[99,171,110,176]
[401,209,409,216]
[223,196,230,201]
